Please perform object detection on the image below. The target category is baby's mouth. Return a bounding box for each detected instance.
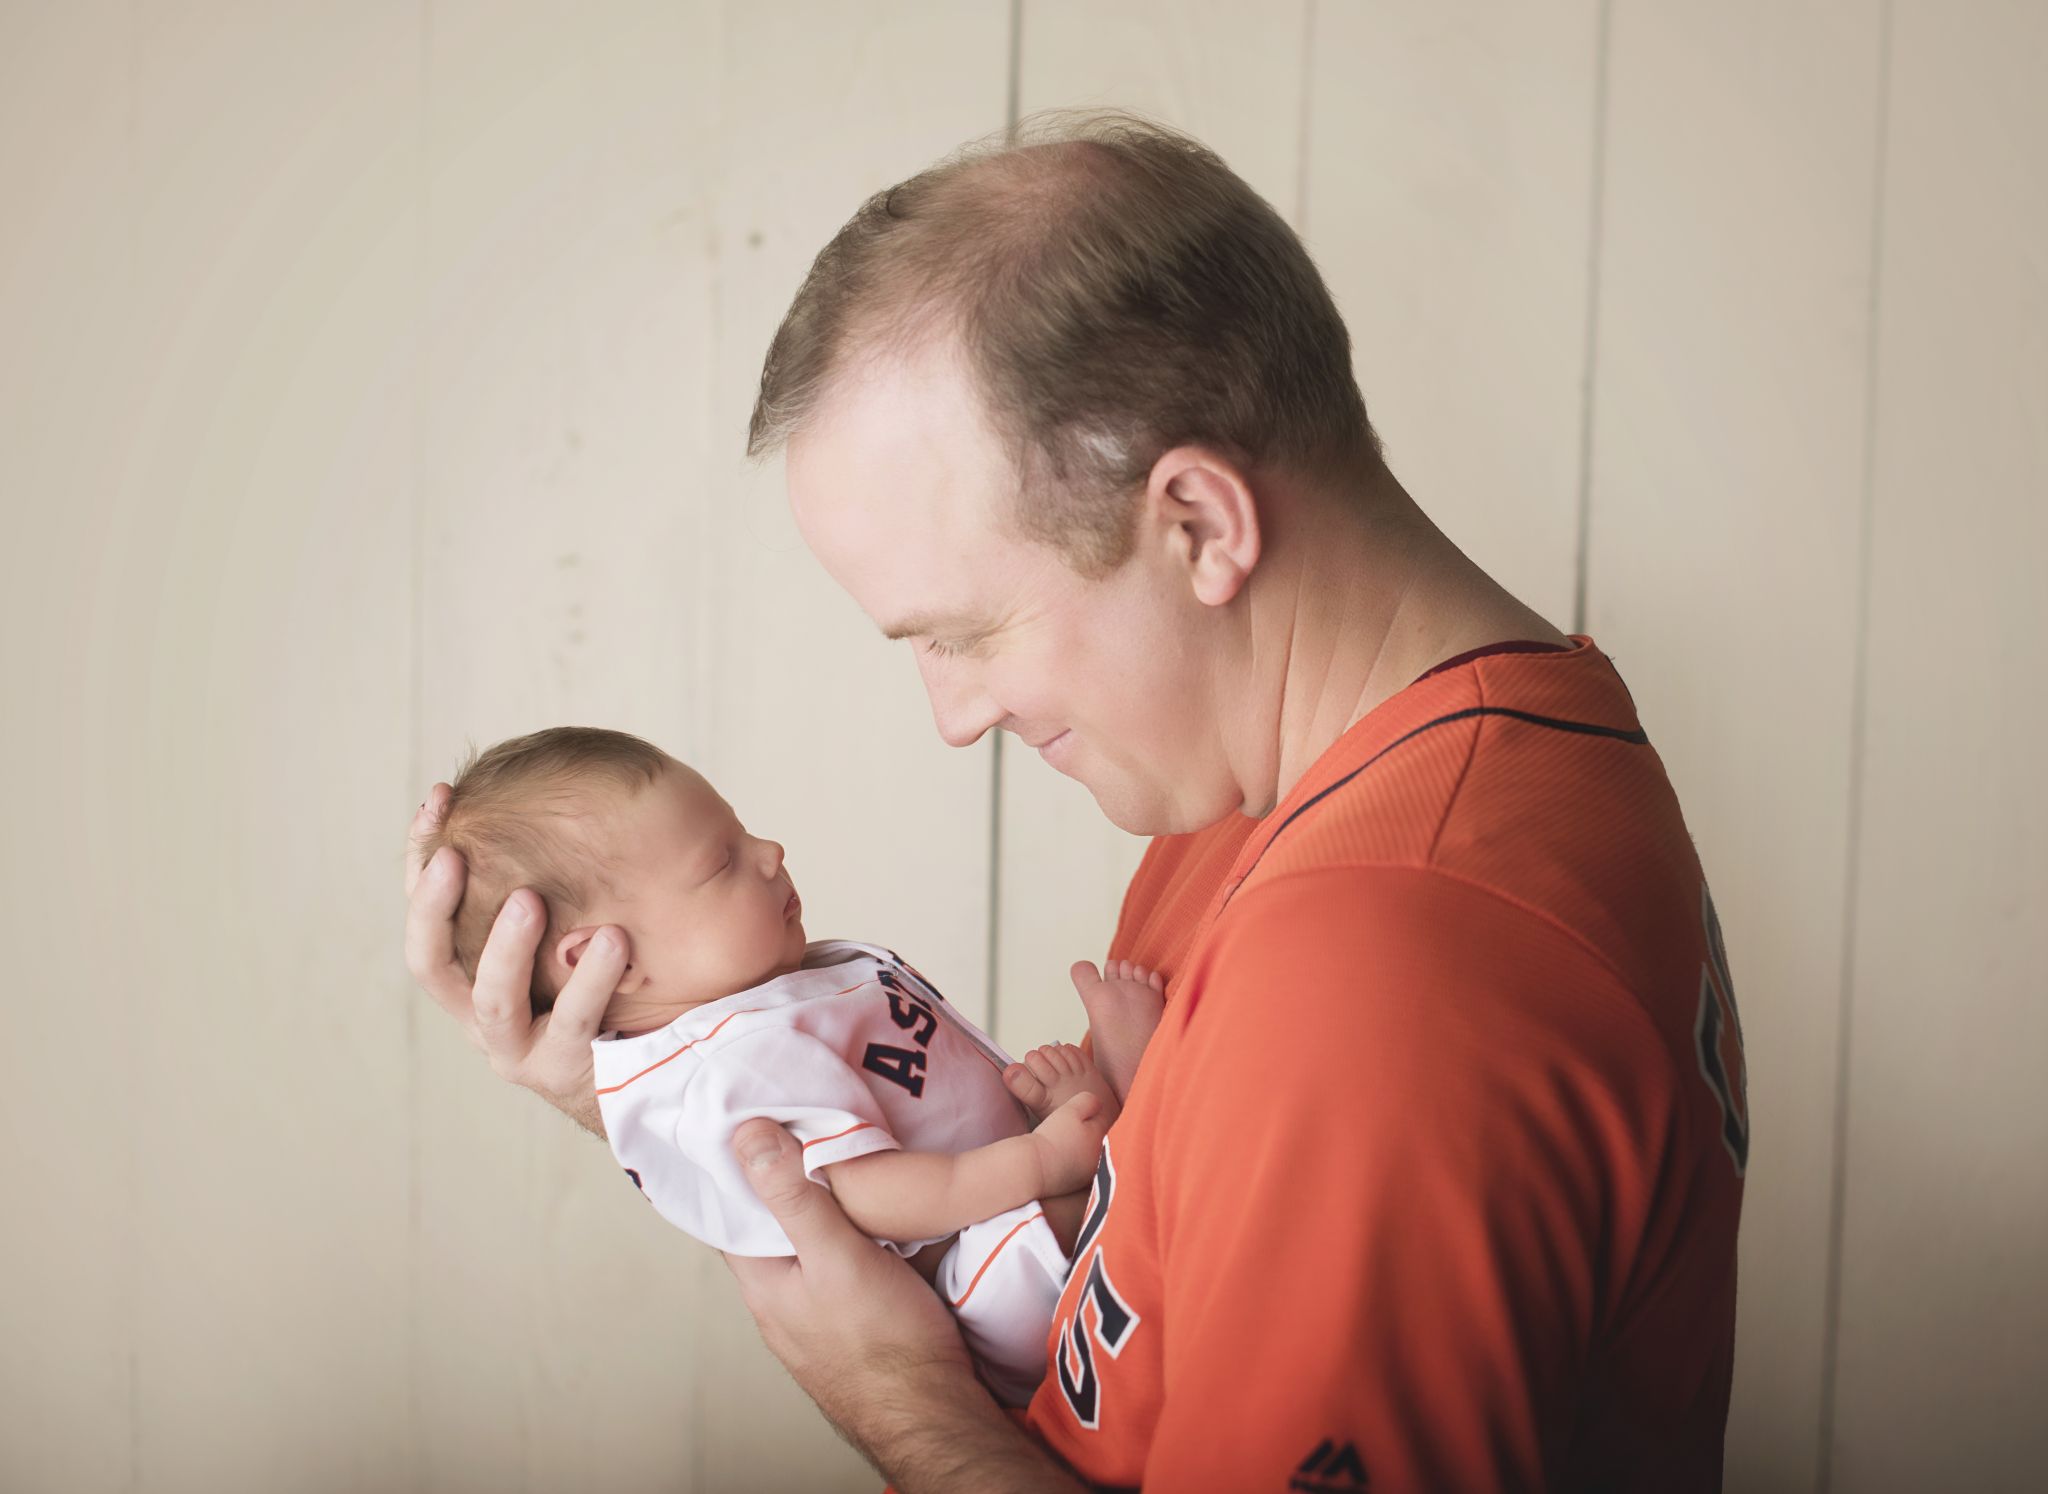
[784,888,802,919]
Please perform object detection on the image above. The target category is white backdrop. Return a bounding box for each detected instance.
[1,3,2041,1491]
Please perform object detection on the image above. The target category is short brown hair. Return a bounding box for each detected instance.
[417,727,671,1016]
[747,109,1380,574]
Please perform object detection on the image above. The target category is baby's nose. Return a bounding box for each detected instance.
[760,838,786,875]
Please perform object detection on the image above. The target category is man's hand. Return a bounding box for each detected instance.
[723,1120,1086,1493]
[404,783,628,1136]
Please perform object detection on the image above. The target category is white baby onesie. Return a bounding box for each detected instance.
[591,939,1072,1407]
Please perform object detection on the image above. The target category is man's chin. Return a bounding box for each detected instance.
[1086,778,1187,838]
[1086,773,1246,838]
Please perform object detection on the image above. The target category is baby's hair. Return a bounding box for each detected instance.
[418,726,673,1017]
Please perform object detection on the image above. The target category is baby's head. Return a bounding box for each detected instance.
[420,727,807,1033]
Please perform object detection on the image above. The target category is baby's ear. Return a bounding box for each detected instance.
[558,926,644,989]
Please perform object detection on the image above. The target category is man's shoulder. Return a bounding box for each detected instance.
[1236,643,1702,1002]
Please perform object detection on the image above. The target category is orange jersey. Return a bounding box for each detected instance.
[1024,636,1747,1491]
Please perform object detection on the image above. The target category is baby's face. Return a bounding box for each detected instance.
[567,763,807,1033]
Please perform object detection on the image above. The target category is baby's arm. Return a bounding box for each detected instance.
[821,1090,1109,1245]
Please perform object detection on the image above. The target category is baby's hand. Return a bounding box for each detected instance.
[1068,959,1167,1104]
[1028,1090,1112,1197]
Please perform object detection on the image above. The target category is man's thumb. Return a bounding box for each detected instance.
[735,1118,801,1190]
[733,1118,869,1263]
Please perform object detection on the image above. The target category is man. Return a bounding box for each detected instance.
[406,114,1744,1491]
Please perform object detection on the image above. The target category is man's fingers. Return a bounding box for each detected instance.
[405,846,478,1023]
[733,1119,872,1269]
[471,889,544,1065]
[404,782,454,895]
[549,926,628,1046]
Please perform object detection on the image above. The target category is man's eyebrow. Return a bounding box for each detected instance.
[879,610,985,642]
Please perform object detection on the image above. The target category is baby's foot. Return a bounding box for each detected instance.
[1069,959,1166,1103]
[1028,1090,1112,1198]
[1003,1041,1121,1127]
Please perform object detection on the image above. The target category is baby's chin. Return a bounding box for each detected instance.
[602,945,812,1034]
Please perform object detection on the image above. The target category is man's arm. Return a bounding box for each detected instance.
[726,1120,1087,1494]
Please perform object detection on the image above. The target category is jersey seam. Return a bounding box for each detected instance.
[1424,673,1487,866]
[1224,862,1685,1094]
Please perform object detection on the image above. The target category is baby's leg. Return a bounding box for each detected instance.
[1038,1188,1090,1257]
[1067,959,1166,1102]
[908,1236,955,1286]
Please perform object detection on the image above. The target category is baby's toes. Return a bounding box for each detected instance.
[1004,1061,1049,1110]
[1025,1047,1061,1084]
[1050,1042,1087,1075]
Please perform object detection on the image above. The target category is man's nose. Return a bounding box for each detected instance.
[921,664,1005,749]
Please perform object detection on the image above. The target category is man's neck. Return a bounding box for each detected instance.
[1242,477,1569,815]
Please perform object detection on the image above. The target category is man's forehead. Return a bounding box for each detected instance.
[783,338,1034,639]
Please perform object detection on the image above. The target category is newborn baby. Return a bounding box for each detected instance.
[422,725,1163,1405]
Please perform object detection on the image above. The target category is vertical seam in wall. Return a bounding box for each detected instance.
[125,3,142,1487]
[407,3,432,1487]
[1816,5,1894,1488]
[1570,0,1613,637]
[989,0,1023,1028]
[1293,0,1317,234]
[1004,0,1023,142]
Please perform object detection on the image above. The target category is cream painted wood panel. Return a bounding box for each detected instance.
[1309,0,1600,633]
[413,5,726,1490]
[0,6,146,1491]
[998,0,1311,1054]
[403,5,860,1483]
[688,4,1012,1489]
[1583,6,1886,1488]
[117,5,421,1489]
[0,3,425,1489]
[1829,5,2048,1488]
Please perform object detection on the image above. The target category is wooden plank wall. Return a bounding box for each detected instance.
[0,3,2040,1490]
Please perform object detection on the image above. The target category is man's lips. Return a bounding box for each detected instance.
[1033,730,1073,763]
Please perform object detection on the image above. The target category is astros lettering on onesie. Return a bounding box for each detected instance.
[425,726,1164,1406]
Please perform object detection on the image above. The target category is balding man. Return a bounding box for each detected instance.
[407,114,1746,1492]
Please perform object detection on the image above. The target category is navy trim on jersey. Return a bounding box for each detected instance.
[1222,706,1652,912]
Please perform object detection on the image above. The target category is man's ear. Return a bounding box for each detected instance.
[1145,445,1261,607]
[559,925,646,991]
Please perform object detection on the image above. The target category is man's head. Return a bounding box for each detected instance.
[420,728,806,1030]
[749,112,1387,833]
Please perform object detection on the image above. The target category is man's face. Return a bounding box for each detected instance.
[785,343,1242,835]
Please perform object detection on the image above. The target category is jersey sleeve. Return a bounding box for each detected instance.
[1141,866,1682,1492]
[661,1028,904,1258]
